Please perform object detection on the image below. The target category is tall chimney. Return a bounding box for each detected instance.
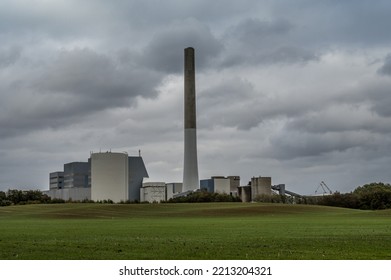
[183,47,199,191]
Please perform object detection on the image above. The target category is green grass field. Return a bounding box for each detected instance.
[0,203,390,260]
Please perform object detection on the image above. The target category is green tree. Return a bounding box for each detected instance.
[353,182,391,210]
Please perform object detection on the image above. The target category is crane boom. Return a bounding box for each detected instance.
[315,181,333,195]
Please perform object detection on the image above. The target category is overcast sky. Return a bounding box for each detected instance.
[1,0,391,195]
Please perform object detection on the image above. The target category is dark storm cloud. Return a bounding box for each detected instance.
[140,19,223,73]
[220,18,318,67]
[0,48,162,138]
[38,48,159,102]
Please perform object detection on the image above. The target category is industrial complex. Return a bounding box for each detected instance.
[46,47,300,203]
[46,152,148,202]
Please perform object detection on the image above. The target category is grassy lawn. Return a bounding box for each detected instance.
[0,203,390,259]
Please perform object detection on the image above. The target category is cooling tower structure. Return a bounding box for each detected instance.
[183,47,200,192]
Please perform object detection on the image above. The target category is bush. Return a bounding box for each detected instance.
[316,182,391,210]
[0,200,12,207]
[167,190,241,203]
[2,189,53,205]
[50,198,66,204]
[318,192,359,209]
[253,194,284,203]
[353,182,391,210]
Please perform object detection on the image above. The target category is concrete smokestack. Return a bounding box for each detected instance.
[183,47,199,191]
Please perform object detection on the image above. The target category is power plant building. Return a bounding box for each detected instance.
[139,182,183,203]
[166,183,183,200]
[46,152,148,202]
[238,186,252,202]
[46,162,91,201]
[63,162,90,189]
[91,152,129,203]
[200,177,230,194]
[49,171,64,190]
[140,181,166,203]
[128,156,149,201]
[228,176,240,196]
[251,176,272,198]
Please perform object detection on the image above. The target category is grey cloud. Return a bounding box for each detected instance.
[228,18,293,46]
[377,54,391,76]
[333,78,391,119]
[0,46,22,67]
[198,77,264,130]
[257,46,318,65]
[0,48,163,138]
[140,19,223,73]
[286,106,391,135]
[270,0,391,47]
[370,90,391,117]
[221,18,318,67]
[266,130,380,161]
[38,48,159,101]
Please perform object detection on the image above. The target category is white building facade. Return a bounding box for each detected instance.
[91,152,129,203]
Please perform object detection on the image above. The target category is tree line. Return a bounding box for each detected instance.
[166,190,241,203]
[0,189,52,206]
[2,182,391,210]
[254,182,391,210]
[318,182,391,210]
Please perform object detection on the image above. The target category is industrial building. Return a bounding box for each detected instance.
[46,162,91,201]
[251,176,272,198]
[166,183,183,200]
[128,156,149,201]
[139,182,183,203]
[237,177,301,202]
[200,176,240,195]
[49,171,64,190]
[238,185,252,203]
[140,181,166,203]
[46,152,148,202]
[64,162,90,189]
[91,152,129,203]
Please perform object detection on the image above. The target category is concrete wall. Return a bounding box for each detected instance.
[251,176,272,200]
[201,176,238,194]
[183,47,199,192]
[49,172,64,190]
[166,183,183,200]
[214,178,230,194]
[238,186,251,202]
[128,156,149,201]
[228,176,240,194]
[44,187,91,201]
[140,182,166,203]
[64,162,90,189]
[91,152,129,203]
